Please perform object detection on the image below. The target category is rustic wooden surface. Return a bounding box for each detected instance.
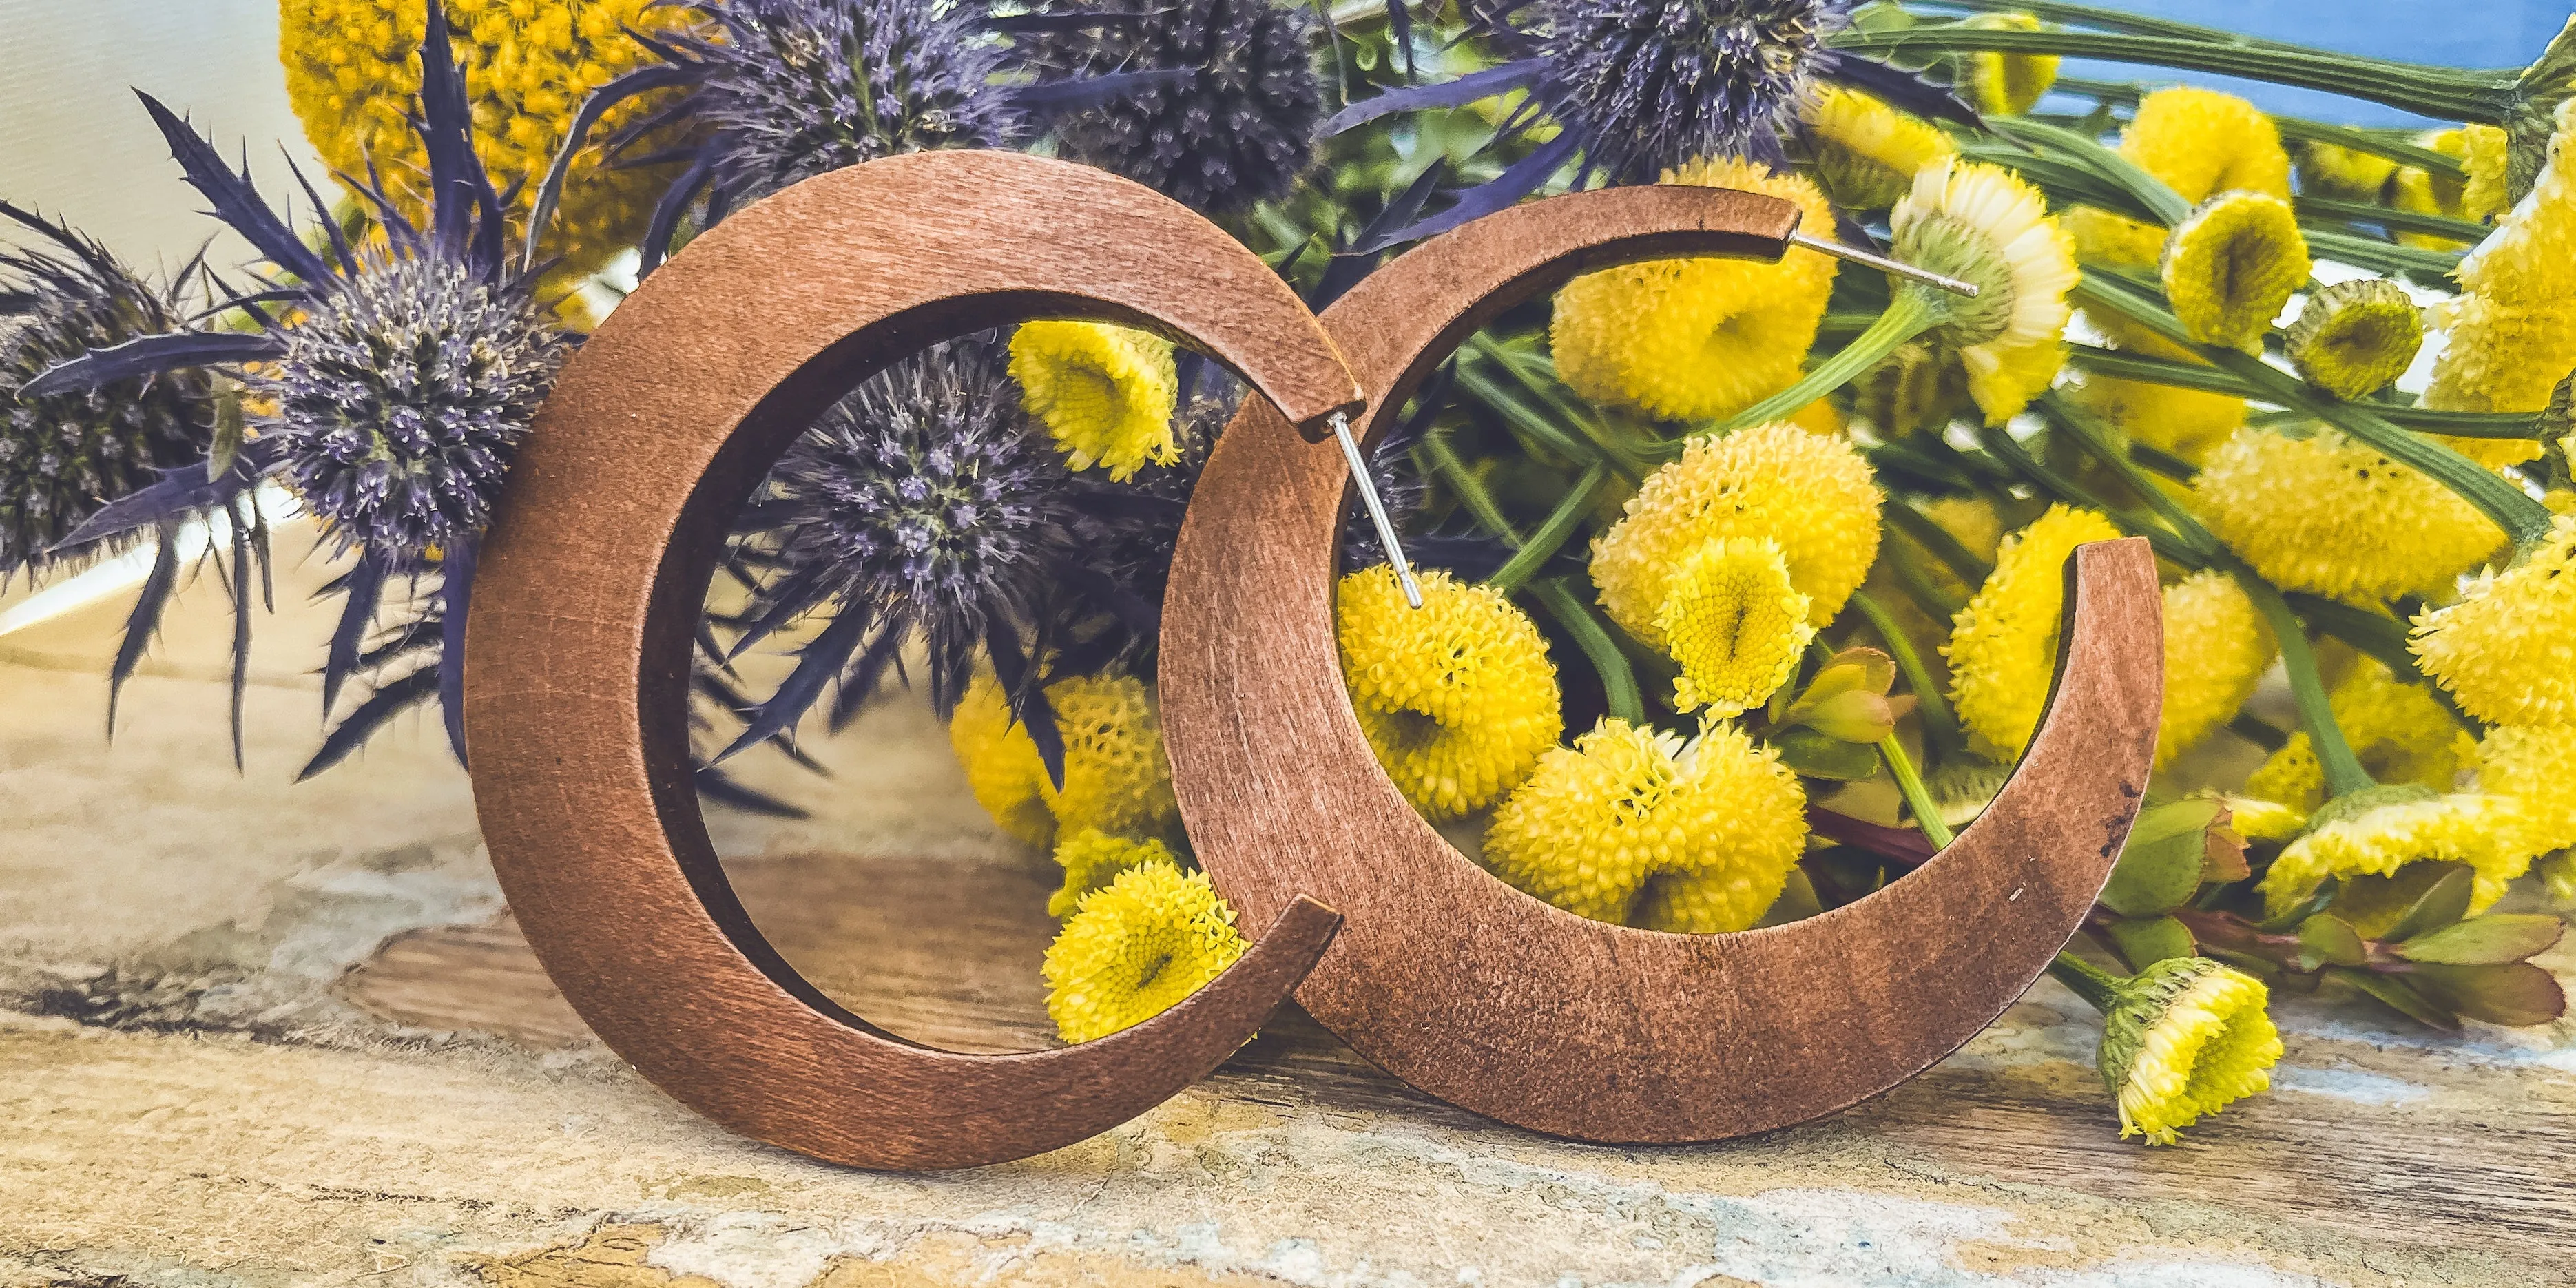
[5,552,2576,1285]
[465,150,1355,1170]
[1164,183,2163,1143]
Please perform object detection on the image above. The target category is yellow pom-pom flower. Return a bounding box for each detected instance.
[2260,785,2534,916]
[2391,129,2478,250]
[1959,12,2059,116]
[948,671,1181,850]
[2411,515,2576,725]
[1338,566,1562,821]
[1658,537,1815,717]
[2161,191,2309,351]
[1898,495,2006,607]
[2064,373,2246,466]
[1048,829,1174,920]
[1008,321,1180,479]
[2284,278,2424,399]
[1798,85,1955,210]
[2419,103,2576,468]
[1484,720,1808,934]
[2453,101,2576,302]
[2461,123,2514,225]
[2478,724,2576,858]
[279,0,693,307]
[2194,428,2504,603]
[2295,141,2399,199]
[1946,505,2124,760]
[1889,157,2081,424]
[2121,87,2294,205]
[1550,158,1839,422]
[2245,658,2478,812]
[1042,862,1247,1043]
[2091,957,2281,1145]
[1592,422,1883,638]
[2156,572,2273,769]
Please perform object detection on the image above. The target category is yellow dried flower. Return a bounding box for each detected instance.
[1042,861,1246,1043]
[1659,537,1815,716]
[1946,505,2124,759]
[1592,422,1883,637]
[1048,829,1174,920]
[2391,129,2476,250]
[948,671,1181,851]
[2284,278,2424,399]
[1960,12,2059,116]
[1008,321,1180,479]
[2411,516,2576,725]
[1891,157,2080,424]
[1798,85,1955,209]
[2477,724,2576,858]
[2454,101,2576,302]
[1551,158,1839,421]
[2295,141,2399,199]
[2242,735,2322,811]
[2064,373,2246,466]
[2247,658,2478,811]
[2161,191,2309,351]
[2219,794,2308,843]
[2419,295,2573,468]
[278,0,692,305]
[1484,720,1808,934]
[1338,566,1563,822]
[2157,572,2273,769]
[2096,957,2281,1145]
[2462,123,2513,225]
[2194,428,2504,603]
[2261,785,2533,916]
[2123,88,2294,203]
[1790,396,1847,437]
[2064,205,2168,273]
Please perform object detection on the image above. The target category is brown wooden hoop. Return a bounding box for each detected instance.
[462,151,1360,1170]
[1160,183,2165,1143]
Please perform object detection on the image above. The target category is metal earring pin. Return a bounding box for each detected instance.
[1331,408,1424,609]
[1787,231,1983,298]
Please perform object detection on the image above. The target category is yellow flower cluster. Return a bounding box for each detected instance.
[1945,505,2123,759]
[1959,12,2059,117]
[1048,829,1174,920]
[2068,88,2291,276]
[1008,322,1181,479]
[279,0,693,304]
[2283,278,2424,400]
[1484,720,1807,934]
[1592,423,1882,644]
[2162,191,2309,351]
[2411,516,2576,726]
[1798,85,1954,211]
[948,672,1180,851]
[2478,724,2576,858]
[1042,861,1246,1043]
[2244,658,2478,811]
[1552,158,1840,422]
[1891,158,2079,424]
[2156,572,2273,769]
[2260,786,2533,916]
[2097,957,2282,1146]
[2421,101,2576,468]
[2194,428,2504,603]
[1657,537,1814,717]
[1338,566,1563,821]
[2064,373,2245,466]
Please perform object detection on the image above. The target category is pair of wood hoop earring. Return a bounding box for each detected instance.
[464,150,2162,1170]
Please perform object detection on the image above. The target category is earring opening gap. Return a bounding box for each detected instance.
[1787,231,1982,297]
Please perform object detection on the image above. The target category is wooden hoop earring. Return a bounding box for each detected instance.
[1160,183,2164,1143]
[463,151,1357,1170]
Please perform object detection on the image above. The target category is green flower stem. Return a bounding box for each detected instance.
[2283,592,2482,731]
[1453,357,1615,475]
[1850,589,1964,757]
[2295,195,2492,246]
[2236,571,2379,800]
[2040,392,2225,561]
[1834,25,2516,124]
[1422,434,1645,724]
[2298,229,2464,284]
[1880,731,1955,851]
[1682,289,1942,448]
[1486,461,1606,594]
[2064,345,2544,439]
[1467,335,1654,479]
[2072,276,2555,554]
[2048,948,2127,1015]
[2052,75,2473,176]
[1881,498,1997,586]
[1984,118,2193,225]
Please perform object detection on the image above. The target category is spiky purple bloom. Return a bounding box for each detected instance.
[0,204,214,579]
[259,258,562,567]
[1539,0,1853,180]
[1030,0,1326,213]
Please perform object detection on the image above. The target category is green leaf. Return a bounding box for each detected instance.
[2325,966,2458,1032]
[2105,916,2198,971]
[2100,800,2220,917]
[2406,963,2568,1027]
[2381,864,2479,943]
[2398,915,2567,966]
[1754,868,1826,928]
[2297,914,2369,970]
[1769,727,1882,781]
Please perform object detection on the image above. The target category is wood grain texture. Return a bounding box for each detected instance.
[1160,181,2166,1143]
[461,150,1359,1170]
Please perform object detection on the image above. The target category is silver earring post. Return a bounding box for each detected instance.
[1787,231,1982,298]
[1331,409,1424,610]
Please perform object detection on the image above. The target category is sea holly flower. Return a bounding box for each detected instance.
[946,669,1181,851]
[1796,84,1955,211]
[1336,565,1563,822]
[1047,829,1176,920]
[2285,278,2424,401]
[2154,572,2273,770]
[2053,955,2281,1146]
[1548,158,1839,422]
[2160,191,2308,351]
[1483,719,1807,934]
[1944,505,2122,761]
[2411,515,2576,727]
[1007,321,1179,480]
[1656,536,1812,718]
[1042,861,1246,1043]
[2260,785,2535,917]
[1594,422,1882,642]
[2194,428,2506,604]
